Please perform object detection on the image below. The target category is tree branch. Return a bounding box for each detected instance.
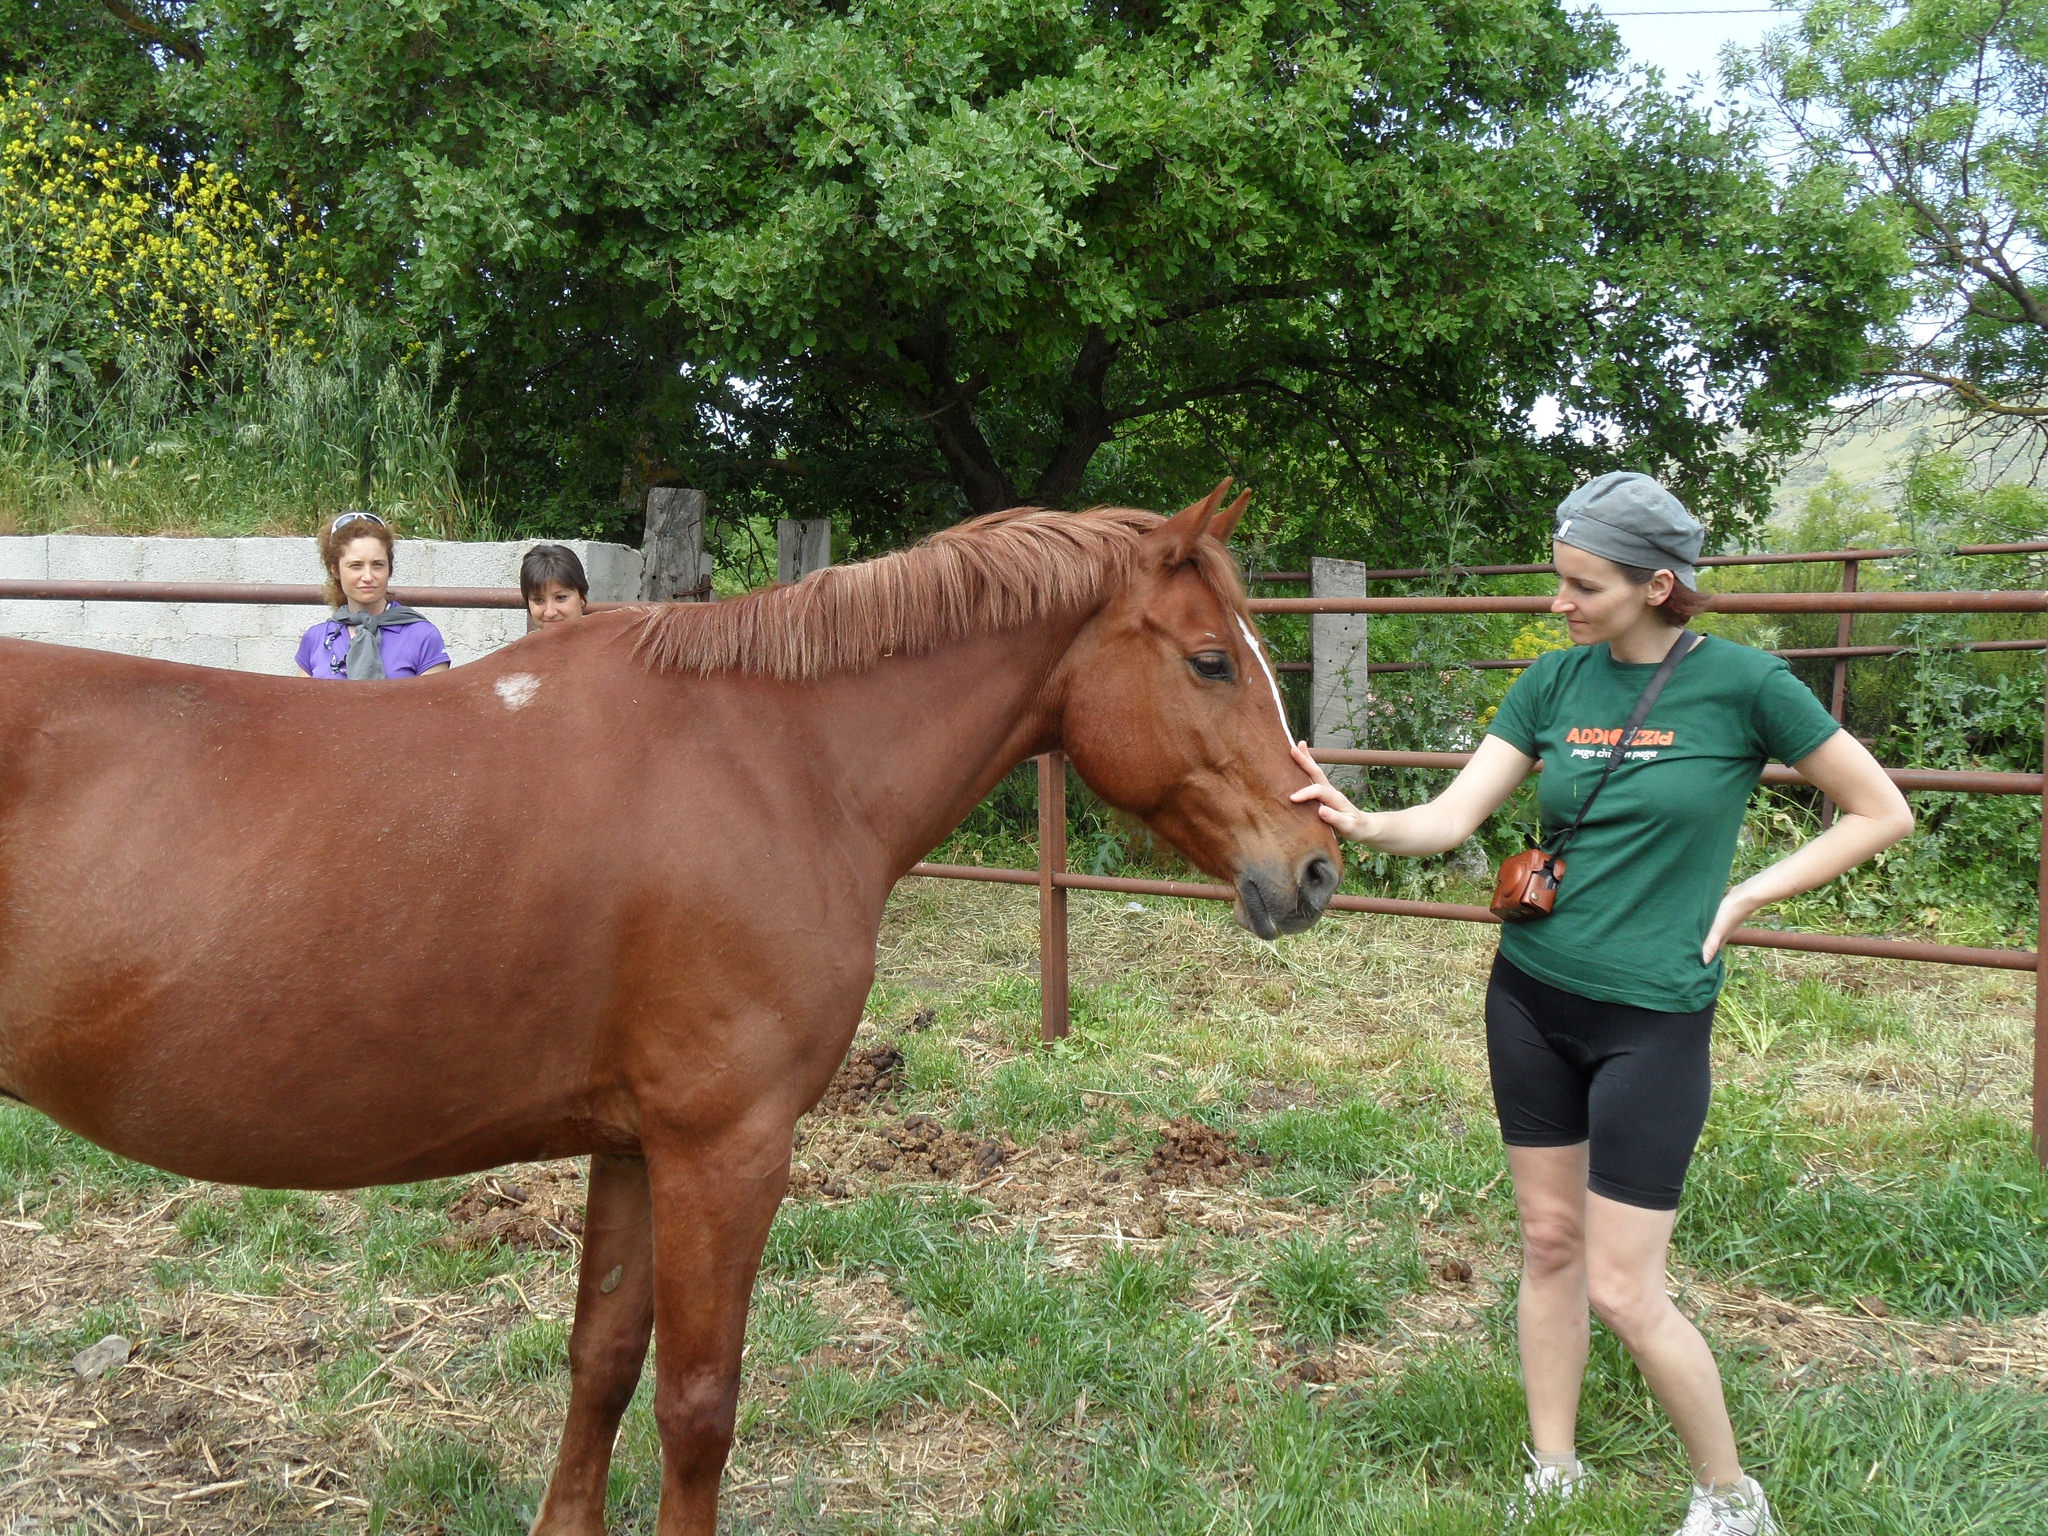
[99,0,205,65]
[1113,373,1274,425]
[1152,280,1325,327]
[1878,366,2048,418]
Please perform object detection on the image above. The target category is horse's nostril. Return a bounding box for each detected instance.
[1300,854,1338,902]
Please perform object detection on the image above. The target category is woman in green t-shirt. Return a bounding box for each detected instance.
[1290,473,1914,1536]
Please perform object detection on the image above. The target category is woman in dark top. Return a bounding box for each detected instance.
[1291,474,1913,1536]
[296,512,451,680]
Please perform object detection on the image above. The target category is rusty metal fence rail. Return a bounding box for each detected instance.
[1252,545,2048,710]
[907,585,2048,1165]
[4,575,2044,1158]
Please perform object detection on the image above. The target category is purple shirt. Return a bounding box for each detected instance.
[296,613,453,679]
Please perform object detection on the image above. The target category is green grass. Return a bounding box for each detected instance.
[3,878,2044,1534]
[924,1329,2048,1534]
[1260,1228,1427,1342]
[1679,1084,2048,1320]
[760,1188,984,1278]
[368,1430,531,1536]
[164,1187,339,1293]
[1719,968,1915,1052]
[0,1102,184,1219]
[1247,1092,1509,1231]
[489,1316,571,1386]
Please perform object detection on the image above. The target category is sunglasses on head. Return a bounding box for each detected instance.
[332,511,387,532]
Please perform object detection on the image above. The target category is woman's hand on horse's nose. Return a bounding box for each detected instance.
[1289,741,1366,837]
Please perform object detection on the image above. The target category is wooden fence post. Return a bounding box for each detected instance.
[1039,751,1070,1042]
[641,488,712,602]
[776,519,832,584]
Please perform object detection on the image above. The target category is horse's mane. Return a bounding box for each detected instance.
[631,504,1247,681]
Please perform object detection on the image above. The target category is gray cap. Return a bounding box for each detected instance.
[1552,472,1703,589]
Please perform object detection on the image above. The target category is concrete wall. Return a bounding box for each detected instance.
[0,536,643,674]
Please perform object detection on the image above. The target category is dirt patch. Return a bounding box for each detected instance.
[791,1114,1015,1197]
[813,1043,906,1116]
[1143,1116,1270,1185]
[1245,1083,1320,1114]
[440,1165,587,1252]
[0,1180,555,1532]
[1690,1278,2048,1385]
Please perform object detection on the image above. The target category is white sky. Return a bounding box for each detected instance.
[1523,5,1800,440]
[1572,2,1791,96]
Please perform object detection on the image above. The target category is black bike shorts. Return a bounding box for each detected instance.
[1484,952,1716,1211]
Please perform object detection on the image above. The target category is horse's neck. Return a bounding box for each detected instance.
[804,620,1077,873]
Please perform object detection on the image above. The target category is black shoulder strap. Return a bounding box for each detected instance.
[1547,631,1700,857]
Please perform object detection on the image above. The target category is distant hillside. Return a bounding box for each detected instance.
[1773,399,2044,513]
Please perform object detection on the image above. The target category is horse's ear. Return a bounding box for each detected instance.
[1150,479,1233,566]
[1209,486,1252,544]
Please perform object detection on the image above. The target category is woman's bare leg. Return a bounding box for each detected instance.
[1507,1143,1592,1460]
[1583,1191,1743,1487]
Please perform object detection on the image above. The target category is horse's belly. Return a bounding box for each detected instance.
[6,1000,624,1190]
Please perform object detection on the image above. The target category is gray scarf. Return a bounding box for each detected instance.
[336,603,428,680]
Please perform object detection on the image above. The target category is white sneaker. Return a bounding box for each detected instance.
[1675,1476,1781,1536]
[1505,1447,1589,1525]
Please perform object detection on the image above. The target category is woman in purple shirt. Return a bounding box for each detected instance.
[296,511,452,680]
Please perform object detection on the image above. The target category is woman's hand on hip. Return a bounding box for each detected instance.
[1289,741,1377,842]
[1702,885,1762,964]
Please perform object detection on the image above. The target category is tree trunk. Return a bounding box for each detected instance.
[1029,328,1120,507]
[902,329,1019,515]
[908,327,1123,516]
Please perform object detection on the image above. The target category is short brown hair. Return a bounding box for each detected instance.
[520,543,588,603]
[1617,561,1710,626]
[319,511,394,608]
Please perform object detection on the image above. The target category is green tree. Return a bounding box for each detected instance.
[49,1,1896,554]
[1736,0,2048,470]
[1,1,204,149]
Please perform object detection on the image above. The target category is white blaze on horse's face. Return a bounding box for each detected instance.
[1234,613,1294,754]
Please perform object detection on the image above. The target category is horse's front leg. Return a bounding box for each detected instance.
[644,1113,795,1536]
[531,1153,656,1536]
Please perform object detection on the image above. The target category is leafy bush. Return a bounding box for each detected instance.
[0,79,482,538]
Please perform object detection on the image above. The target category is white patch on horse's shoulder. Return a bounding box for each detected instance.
[495,673,541,711]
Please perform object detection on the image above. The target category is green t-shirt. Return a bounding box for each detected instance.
[1484,635,1841,1012]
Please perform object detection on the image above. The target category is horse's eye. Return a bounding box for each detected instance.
[1188,651,1234,682]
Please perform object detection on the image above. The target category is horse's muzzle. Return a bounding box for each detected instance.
[1233,851,1339,940]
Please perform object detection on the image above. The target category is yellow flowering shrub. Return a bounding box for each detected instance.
[1,78,341,374]
[1471,617,1570,729]
[1507,616,1571,659]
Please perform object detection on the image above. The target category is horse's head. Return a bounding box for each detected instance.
[1053,483,1342,938]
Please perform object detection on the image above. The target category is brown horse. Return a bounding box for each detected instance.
[0,485,1339,1534]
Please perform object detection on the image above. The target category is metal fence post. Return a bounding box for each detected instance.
[2037,616,2047,1165]
[1819,558,1858,830]
[1038,751,1071,1042]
